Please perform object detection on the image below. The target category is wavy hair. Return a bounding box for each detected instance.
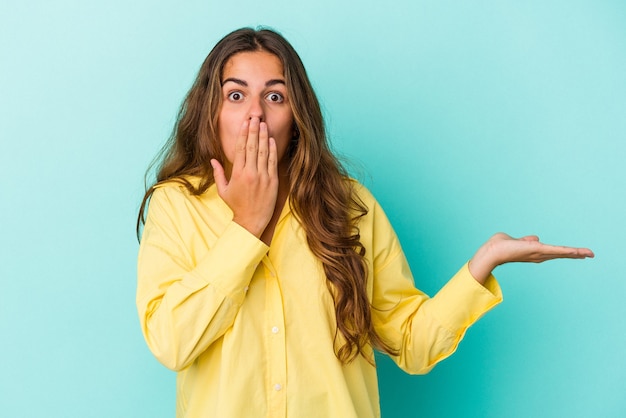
[137,27,398,364]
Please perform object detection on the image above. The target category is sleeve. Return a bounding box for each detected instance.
[367,196,503,375]
[136,186,268,371]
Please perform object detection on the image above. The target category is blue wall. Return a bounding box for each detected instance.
[1,1,624,416]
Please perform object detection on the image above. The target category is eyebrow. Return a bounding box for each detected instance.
[221,77,286,87]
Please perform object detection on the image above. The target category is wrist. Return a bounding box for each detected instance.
[469,245,499,285]
[232,216,265,239]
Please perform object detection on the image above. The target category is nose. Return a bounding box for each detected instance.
[248,96,265,122]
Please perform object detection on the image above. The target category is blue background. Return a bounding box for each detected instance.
[1,1,624,417]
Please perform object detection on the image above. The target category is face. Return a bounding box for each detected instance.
[218,50,294,175]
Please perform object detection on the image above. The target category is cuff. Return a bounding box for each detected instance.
[428,262,503,333]
[191,221,268,304]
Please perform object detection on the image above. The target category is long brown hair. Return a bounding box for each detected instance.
[137,27,397,364]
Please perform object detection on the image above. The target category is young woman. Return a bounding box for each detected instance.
[136,27,593,418]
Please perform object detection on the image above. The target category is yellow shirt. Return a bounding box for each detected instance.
[137,179,502,418]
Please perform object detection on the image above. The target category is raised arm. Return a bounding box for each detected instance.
[138,118,280,371]
[137,187,268,371]
[362,186,593,375]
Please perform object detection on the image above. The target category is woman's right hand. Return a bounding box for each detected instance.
[211,117,279,238]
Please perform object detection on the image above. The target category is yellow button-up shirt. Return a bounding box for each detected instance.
[137,179,502,418]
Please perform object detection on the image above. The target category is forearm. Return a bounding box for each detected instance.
[399,265,500,373]
[137,221,268,370]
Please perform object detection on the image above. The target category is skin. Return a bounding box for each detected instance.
[211,51,292,245]
[469,233,594,284]
[210,51,595,282]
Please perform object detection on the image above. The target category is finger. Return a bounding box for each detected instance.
[267,137,278,178]
[211,159,228,196]
[520,235,540,242]
[557,246,595,259]
[246,117,260,171]
[257,122,269,172]
[233,120,249,170]
[537,244,594,260]
[581,248,595,258]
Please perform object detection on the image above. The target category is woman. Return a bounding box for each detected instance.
[136,27,593,417]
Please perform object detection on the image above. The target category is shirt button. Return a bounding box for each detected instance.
[244,286,249,293]
[271,326,279,334]
[274,384,282,391]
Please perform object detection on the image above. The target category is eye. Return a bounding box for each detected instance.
[227,91,244,102]
[265,92,284,103]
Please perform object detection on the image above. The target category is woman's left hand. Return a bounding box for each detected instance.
[468,233,594,284]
